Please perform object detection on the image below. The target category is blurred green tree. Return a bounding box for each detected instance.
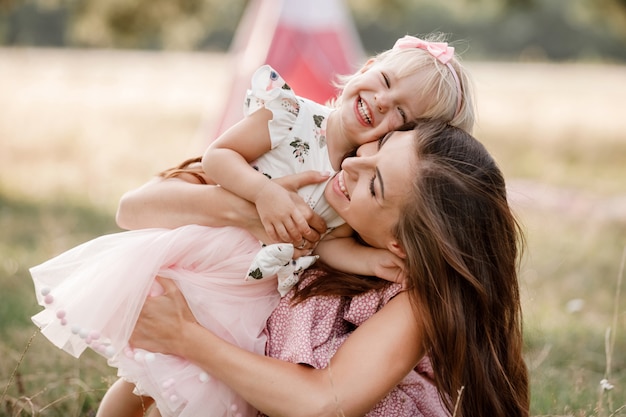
[68,0,246,49]
[0,0,625,60]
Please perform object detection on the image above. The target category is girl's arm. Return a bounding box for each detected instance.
[202,108,313,244]
[316,238,407,284]
[116,170,328,244]
[314,227,407,284]
[130,278,424,417]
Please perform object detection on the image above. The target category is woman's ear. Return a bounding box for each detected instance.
[387,241,407,259]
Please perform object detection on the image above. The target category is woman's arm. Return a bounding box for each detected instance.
[116,176,259,231]
[130,278,424,417]
[116,171,328,244]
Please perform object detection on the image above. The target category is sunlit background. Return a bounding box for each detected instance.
[1,0,625,415]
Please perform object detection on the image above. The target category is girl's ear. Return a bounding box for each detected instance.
[359,58,376,73]
[387,240,407,259]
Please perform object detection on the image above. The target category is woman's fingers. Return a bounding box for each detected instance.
[130,277,196,355]
[154,275,177,293]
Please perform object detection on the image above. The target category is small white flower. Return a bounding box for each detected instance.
[600,379,614,391]
[565,298,585,313]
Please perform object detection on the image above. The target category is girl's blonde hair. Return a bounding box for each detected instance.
[334,33,475,133]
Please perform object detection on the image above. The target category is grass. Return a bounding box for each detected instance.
[0,192,119,416]
[1,48,625,416]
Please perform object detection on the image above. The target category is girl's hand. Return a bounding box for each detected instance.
[368,249,408,286]
[257,171,330,245]
[273,170,329,245]
[254,181,311,244]
[129,277,197,357]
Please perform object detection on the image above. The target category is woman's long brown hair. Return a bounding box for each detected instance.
[393,121,529,416]
[158,156,207,183]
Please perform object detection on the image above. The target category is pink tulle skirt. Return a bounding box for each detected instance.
[31,224,280,417]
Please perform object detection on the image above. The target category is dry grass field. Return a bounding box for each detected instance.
[1,47,625,415]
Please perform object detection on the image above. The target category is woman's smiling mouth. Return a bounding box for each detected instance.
[337,171,351,200]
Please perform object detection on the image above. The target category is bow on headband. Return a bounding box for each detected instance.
[393,35,462,117]
[394,35,455,64]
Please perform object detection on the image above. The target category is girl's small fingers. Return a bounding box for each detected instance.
[293,247,314,259]
[275,224,292,243]
[265,225,279,243]
[285,223,304,244]
[293,215,311,239]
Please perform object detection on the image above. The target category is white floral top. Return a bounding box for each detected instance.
[244,65,344,229]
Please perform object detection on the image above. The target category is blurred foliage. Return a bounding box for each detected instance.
[68,0,246,49]
[0,0,625,60]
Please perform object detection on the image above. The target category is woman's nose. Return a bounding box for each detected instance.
[342,154,372,176]
[341,156,359,177]
[355,140,378,158]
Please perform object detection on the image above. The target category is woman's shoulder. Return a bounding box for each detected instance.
[344,283,405,326]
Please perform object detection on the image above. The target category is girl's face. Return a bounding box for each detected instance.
[324,130,417,252]
[336,59,431,148]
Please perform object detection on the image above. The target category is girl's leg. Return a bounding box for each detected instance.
[96,378,154,417]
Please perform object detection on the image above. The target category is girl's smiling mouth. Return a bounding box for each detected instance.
[356,97,372,126]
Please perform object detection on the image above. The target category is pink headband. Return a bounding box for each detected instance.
[393,35,463,118]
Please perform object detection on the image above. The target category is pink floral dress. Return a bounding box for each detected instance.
[263,272,450,417]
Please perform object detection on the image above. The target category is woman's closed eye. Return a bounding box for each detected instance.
[369,175,376,197]
[378,132,392,150]
[377,135,385,150]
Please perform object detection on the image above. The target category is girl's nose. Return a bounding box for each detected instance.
[374,92,390,113]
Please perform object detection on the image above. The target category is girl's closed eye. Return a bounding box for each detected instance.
[369,176,376,197]
[381,72,407,124]
[382,72,390,88]
[398,107,407,124]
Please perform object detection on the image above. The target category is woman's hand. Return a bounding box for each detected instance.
[129,277,197,357]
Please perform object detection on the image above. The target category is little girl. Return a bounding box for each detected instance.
[204,34,474,294]
[30,35,474,417]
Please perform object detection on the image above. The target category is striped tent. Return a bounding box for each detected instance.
[211,0,365,138]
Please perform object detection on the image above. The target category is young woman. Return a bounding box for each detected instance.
[121,120,530,417]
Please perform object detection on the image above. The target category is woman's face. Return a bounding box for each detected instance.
[324,130,417,251]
